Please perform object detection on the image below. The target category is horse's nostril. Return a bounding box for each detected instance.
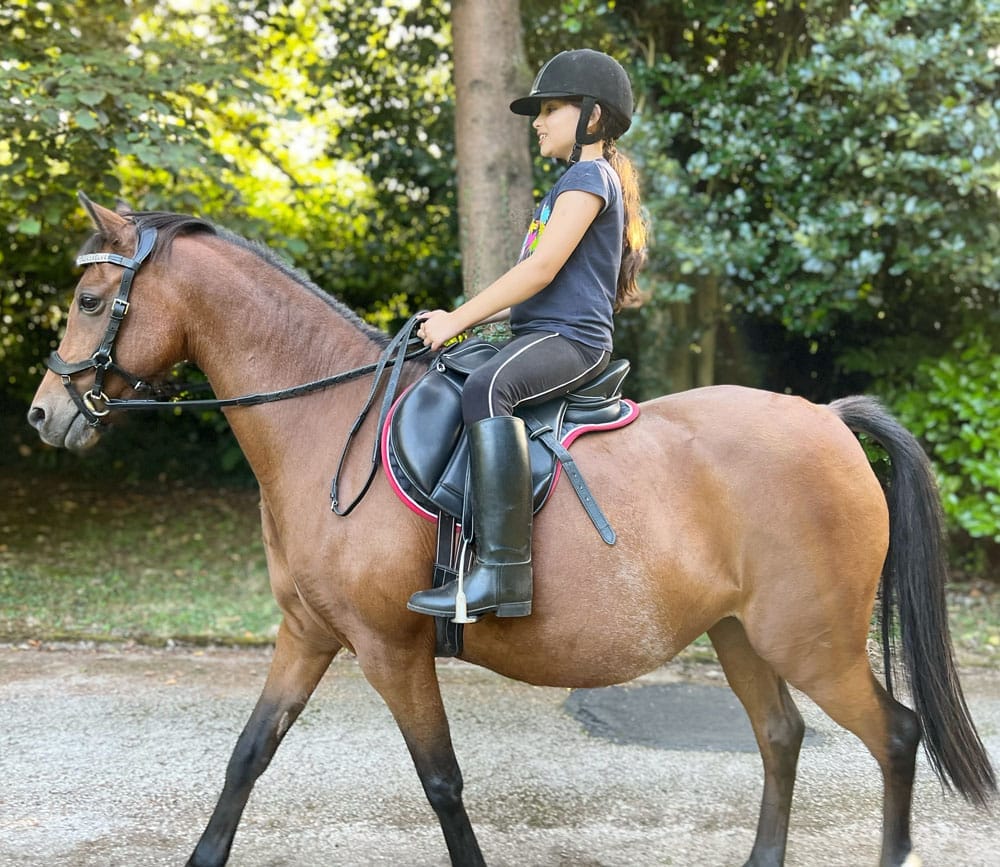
[27,406,46,429]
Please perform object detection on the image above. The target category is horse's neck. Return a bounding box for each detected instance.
[177,237,391,481]
[182,241,381,393]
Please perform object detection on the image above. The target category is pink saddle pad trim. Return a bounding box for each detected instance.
[380,393,641,524]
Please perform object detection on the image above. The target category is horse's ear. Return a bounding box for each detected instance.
[78,191,129,235]
[114,198,134,216]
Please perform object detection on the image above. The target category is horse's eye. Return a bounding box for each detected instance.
[79,294,103,314]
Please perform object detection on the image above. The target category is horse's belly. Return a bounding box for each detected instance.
[460,535,720,689]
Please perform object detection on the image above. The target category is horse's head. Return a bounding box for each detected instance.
[27,193,189,452]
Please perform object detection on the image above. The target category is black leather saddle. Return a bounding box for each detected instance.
[382,339,638,541]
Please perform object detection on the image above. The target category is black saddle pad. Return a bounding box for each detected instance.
[380,340,639,524]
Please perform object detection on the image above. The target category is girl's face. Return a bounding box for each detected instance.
[532,99,583,161]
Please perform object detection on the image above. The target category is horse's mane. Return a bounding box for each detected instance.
[80,208,389,347]
[78,209,215,257]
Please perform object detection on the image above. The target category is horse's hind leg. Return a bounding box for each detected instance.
[790,656,921,867]
[709,617,805,867]
[187,620,339,867]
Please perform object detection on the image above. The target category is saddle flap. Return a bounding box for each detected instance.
[388,370,465,495]
[421,401,568,517]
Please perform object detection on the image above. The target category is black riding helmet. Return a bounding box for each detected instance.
[510,49,634,163]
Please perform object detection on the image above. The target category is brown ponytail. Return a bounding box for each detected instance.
[604,140,648,310]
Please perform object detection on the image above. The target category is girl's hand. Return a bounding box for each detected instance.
[417,310,462,351]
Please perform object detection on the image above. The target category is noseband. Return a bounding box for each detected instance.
[46,225,159,426]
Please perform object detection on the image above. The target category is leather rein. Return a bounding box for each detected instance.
[48,223,429,515]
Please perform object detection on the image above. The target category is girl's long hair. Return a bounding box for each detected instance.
[591,104,647,310]
[603,140,647,310]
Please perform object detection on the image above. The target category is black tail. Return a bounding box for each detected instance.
[830,395,996,806]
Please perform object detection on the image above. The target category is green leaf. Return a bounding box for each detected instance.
[74,109,99,130]
[76,89,106,107]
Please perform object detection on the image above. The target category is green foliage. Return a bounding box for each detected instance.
[1,0,459,404]
[887,331,1000,543]
[615,0,998,396]
[523,0,624,47]
[287,0,459,313]
[0,0,257,398]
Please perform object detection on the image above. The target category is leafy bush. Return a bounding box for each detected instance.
[887,332,1000,544]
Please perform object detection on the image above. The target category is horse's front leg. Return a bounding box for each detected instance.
[187,620,339,867]
[358,639,486,867]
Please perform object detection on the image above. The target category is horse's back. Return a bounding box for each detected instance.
[629,385,890,577]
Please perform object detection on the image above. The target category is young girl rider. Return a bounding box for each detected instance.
[407,49,647,621]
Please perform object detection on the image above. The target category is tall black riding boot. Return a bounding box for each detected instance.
[407,416,533,620]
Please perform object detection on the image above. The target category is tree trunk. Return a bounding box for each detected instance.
[451,0,534,297]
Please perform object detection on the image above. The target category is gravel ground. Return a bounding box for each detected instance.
[1,643,998,867]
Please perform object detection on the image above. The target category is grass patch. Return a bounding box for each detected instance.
[0,468,280,644]
[1,461,997,663]
[947,580,1000,667]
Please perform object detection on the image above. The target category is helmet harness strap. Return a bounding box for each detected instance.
[569,96,600,165]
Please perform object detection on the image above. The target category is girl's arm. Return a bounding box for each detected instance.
[418,189,603,350]
[478,307,511,325]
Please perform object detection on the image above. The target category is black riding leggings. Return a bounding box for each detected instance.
[461,332,611,425]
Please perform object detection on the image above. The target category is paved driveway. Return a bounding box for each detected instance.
[1,644,997,866]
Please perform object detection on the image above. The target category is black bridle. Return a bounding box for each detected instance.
[46,225,160,425]
[46,222,429,514]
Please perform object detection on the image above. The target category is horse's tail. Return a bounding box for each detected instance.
[829,395,996,806]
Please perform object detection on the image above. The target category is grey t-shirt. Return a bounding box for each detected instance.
[510,158,623,352]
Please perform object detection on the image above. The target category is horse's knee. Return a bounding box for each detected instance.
[767,704,805,748]
[229,732,271,777]
[422,770,465,817]
[225,704,296,785]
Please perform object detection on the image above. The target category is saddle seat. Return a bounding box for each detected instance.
[381,339,639,525]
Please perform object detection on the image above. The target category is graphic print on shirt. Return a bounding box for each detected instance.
[519,199,552,259]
